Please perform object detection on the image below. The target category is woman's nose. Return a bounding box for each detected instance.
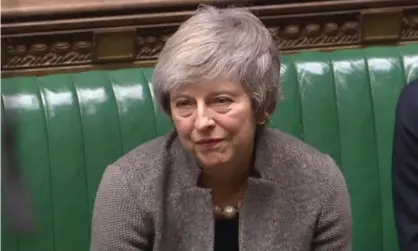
[194,104,215,131]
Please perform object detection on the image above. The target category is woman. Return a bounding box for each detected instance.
[91,5,352,251]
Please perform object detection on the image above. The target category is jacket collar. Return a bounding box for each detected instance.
[163,129,295,251]
[165,127,285,191]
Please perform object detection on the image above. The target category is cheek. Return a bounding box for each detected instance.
[218,117,245,133]
[173,117,194,138]
[218,107,255,133]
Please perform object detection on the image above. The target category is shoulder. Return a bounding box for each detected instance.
[261,129,346,193]
[398,79,418,108]
[404,78,418,93]
[256,130,351,247]
[112,132,174,174]
[395,79,418,133]
[99,131,180,201]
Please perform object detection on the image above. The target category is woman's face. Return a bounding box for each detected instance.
[170,80,257,169]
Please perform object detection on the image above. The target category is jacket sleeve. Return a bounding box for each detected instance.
[392,81,418,251]
[312,156,353,251]
[90,164,151,251]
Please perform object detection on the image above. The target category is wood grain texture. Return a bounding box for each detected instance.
[1,0,417,76]
[1,0,239,17]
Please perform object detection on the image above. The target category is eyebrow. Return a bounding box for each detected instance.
[170,94,192,101]
[209,89,237,96]
[170,86,243,100]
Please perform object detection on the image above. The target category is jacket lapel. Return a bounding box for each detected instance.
[163,187,214,251]
[238,129,312,251]
[240,178,302,251]
[164,129,308,251]
[239,178,276,251]
[239,131,284,251]
[162,134,215,251]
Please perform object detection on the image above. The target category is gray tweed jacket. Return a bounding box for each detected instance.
[91,128,352,251]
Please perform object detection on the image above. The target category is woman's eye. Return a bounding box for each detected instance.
[176,100,191,107]
[173,100,195,116]
[214,97,232,105]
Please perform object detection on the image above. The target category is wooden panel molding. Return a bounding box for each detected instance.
[1,0,417,76]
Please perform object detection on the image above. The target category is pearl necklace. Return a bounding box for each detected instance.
[213,200,242,219]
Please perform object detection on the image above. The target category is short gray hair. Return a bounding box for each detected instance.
[152,5,281,120]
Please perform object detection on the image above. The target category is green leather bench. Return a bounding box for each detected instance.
[2,44,418,251]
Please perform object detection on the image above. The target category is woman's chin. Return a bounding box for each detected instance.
[193,148,235,169]
[197,155,228,169]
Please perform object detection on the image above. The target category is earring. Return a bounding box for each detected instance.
[258,119,266,125]
[258,112,269,125]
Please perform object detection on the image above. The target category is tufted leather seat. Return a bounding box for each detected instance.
[2,44,418,251]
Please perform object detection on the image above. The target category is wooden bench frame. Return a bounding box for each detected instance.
[1,0,417,77]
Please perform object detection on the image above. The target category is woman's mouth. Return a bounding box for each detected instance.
[196,138,224,149]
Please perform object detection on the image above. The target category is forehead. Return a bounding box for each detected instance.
[170,81,247,98]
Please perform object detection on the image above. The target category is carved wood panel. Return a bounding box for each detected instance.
[1,0,417,75]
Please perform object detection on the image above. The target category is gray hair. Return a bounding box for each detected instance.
[152,5,281,120]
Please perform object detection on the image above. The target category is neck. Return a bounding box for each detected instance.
[199,157,252,208]
[200,163,250,189]
[199,136,256,191]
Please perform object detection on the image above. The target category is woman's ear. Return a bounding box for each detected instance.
[256,111,270,125]
[266,101,277,117]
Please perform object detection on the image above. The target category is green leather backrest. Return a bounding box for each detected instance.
[2,44,418,251]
